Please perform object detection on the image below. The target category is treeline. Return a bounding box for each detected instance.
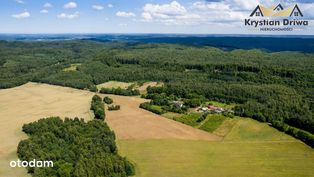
[271,120,314,147]
[100,87,140,96]
[140,102,165,115]
[17,117,135,177]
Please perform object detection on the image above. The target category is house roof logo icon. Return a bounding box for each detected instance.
[250,4,303,17]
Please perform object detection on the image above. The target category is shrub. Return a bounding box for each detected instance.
[103,96,113,104]
[108,105,121,111]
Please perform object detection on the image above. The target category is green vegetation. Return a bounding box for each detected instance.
[212,118,239,137]
[18,117,135,177]
[0,41,313,146]
[173,113,202,127]
[103,96,113,104]
[118,138,313,177]
[196,112,209,123]
[199,114,226,133]
[207,101,235,109]
[100,87,140,96]
[224,118,294,141]
[140,102,165,115]
[90,95,105,120]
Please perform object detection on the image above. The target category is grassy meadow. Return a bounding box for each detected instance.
[118,118,314,177]
[97,81,136,90]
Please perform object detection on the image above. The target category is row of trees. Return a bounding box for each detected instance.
[18,117,135,176]
[100,87,140,96]
[90,95,105,120]
[140,102,165,115]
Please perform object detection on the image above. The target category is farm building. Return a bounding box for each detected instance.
[172,101,184,108]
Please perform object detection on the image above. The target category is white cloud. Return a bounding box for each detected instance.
[192,1,246,22]
[300,3,314,19]
[57,12,79,19]
[64,2,77,9]
[40,9,49,14]
[108,4,113,8]
[43,3,53,8]
[227,0,260,10]
[12,11,30,19]
[92,5,104,10]
[141,0,279,25]
[15,0,24,4]
[141,1,200,25]
[116,11,136,17]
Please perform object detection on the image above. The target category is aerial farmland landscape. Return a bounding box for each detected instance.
[0,0,314,177]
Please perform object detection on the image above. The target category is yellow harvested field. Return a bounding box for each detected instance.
[105,95,221,141]
[0,83,220,177]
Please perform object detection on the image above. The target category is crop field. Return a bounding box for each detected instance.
[118,119,313,177]
[118,138,314,177]
[199,114,226,133]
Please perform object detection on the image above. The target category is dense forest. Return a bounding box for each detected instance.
[0,40,313,146]
[17,117,135,177]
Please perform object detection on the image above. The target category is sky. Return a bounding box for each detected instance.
[0,0,313,34]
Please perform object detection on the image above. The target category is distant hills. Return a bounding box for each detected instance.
[0,34,313,53]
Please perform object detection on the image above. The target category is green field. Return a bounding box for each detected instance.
[62,63,81,72]
[172,113,202,127]
[224,118,294,141]
[118,119,314,177]
[199,114,226,133]
[96,81,136,90]
[207,101,235,109]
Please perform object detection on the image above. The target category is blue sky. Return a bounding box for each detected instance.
[0,0,313,34]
